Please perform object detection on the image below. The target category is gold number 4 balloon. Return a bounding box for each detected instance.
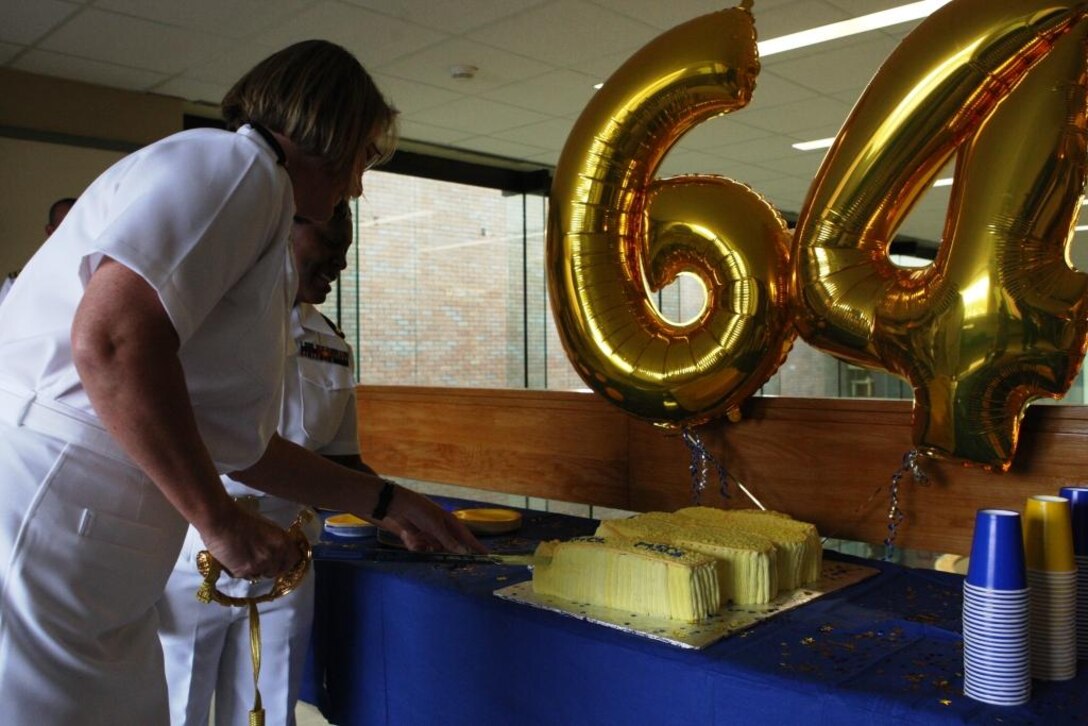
[793,0,1088,470]
[548,0,1088,470]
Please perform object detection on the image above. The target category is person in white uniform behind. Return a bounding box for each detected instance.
[45,197,77,238]
[0,197,75,308]
[0,40,480,725]
[159,201,372,725]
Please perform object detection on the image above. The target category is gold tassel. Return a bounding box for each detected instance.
[248,600,265,726]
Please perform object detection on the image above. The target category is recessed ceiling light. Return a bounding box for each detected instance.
[1076,225,1088,232]
[758,0,952,57]
[791,137,835,151]
[593,82,603,90]
[932,177,953,187]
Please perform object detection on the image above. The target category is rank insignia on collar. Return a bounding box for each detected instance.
[299,341,350,367]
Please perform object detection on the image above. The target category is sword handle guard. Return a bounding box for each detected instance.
[196,510,313,607]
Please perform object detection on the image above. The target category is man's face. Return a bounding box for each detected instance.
[291,216,351,305]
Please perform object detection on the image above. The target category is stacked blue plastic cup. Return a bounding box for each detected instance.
[963,509,1031,706]
[1059,486,1088,661]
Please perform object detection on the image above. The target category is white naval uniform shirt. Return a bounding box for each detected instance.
[222,301,359,501]
[0,124,296,473]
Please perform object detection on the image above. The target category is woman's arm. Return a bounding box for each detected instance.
[71,258,300,579]
[325,453,376,476]
[234,435,485,554]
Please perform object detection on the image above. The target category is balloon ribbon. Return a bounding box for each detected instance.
[883,449,929,560]
[681,427,729,504]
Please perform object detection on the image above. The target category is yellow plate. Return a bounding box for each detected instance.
[324,513,376,538]
[453,508,522,535]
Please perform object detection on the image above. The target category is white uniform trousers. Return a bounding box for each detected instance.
[0,420,186,725]
[158,502,316,726]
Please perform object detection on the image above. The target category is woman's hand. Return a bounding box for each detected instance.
[374,486,486,554]
[196,503,303,580]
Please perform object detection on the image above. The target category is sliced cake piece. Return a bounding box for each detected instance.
[675,507,822,589]
[531,536,720,623]
[597,512,776,605]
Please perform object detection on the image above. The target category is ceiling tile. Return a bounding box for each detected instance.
[377,37,551,94]
[251,1,444,67]
[748,69,819,110]
[151,76,230,105]
[0,0,80,45]
[575,48,644,82]
[710,136,799,165]
[410,96,547,135]
[749,0,851,39]
[454,135,549,161]
[341,0,549,35]
[523,148,560,166]
[13,48,168,91]
[177,43,283,86]
[585,0,742,31]
[396,118,473,146]
[466,0,656,67]
[827,0,924,17]
[0,42,25,64]
[489,117,576,149]
[372,76,462,115]
[736,95,852,136]
[39,8,235,74]
[92,0,320,40]
[768,35,900,95]
[749,151,826,179]
[479,68,598,115]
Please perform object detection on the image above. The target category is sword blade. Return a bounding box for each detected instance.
[315,542,542,567]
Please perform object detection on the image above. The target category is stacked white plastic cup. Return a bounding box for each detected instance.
[1058,486,1087,660]
[962,509,1031,706]
[1023,495,1077,681]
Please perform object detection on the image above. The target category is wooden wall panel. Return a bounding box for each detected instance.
[357,387,631,508]
[629,399,1088,555]
[356,386,1088,555]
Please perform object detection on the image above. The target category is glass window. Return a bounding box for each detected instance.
[323,167,1088,406]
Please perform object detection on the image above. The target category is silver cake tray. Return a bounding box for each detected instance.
[494,560,878,649]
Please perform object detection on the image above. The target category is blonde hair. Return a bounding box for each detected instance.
[222,40,397,175]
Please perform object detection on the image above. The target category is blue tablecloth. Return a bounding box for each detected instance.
[301,502,1086,725]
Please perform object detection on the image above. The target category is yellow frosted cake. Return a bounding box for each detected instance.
[675,507,822,590]
[531,536,720,623]
[596,512,777,605]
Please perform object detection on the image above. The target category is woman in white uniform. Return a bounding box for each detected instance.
[159,202,372,726]
[0,40,480,725]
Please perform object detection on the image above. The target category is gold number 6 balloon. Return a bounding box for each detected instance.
[547,2,794,428]
[792,0,1088,470]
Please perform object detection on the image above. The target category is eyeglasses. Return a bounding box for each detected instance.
[362,141,385,171]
